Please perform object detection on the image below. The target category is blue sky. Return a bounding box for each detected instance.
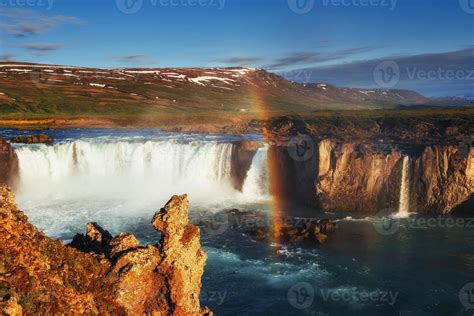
[0,0,473,96]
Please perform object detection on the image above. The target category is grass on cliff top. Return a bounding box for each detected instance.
[0,107,472,131]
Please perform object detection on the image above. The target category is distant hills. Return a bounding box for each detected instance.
[0,62,467,119]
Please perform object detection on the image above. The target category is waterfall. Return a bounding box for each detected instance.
[242,147,269,199]
[398,156,410,217]
[14,140,268,210]
[11,139,270,237]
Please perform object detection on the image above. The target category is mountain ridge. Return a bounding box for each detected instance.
[0,61,432,118]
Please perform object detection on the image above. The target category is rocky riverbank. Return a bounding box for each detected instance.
[0,186,211,315]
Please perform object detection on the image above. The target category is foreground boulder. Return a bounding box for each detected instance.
[0,186,211,315]
[11,133,53,144]
[0,138,18,185]
[250,218,339,244]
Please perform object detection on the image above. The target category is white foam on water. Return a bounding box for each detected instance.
[205,247,330,288]
[242,147,269,200]
[14,139,269,237]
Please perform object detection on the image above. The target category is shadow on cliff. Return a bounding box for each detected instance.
[451,194,474,216]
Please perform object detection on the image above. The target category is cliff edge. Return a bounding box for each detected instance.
[0,186,211,315]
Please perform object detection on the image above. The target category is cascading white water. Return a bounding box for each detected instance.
[16,141,247,203]
[242,147,269,199]
[397,156,410,217]
[13,139,269,236]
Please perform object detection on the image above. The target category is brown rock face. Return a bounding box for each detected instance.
[314,139,473,214]
[0,186,211,315]
[230,140,260,191]
[10,133,53,144]
[411,146,473,214]
[0,138,18,186]
[316,140,402,213]
[152,195,208,315]
[268,144,318,208]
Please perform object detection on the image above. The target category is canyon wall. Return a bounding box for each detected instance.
[315,140,402,213]
[410,146,473,214]
[268,144,319,208]
[0,186,211,315]
[270,139,473,214]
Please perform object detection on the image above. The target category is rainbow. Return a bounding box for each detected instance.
[248,85,285,245]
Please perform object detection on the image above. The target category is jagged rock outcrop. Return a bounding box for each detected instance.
[11,133,53,144]
[0,186,211,315]
[151,195,208,315]
[0,138,18,186]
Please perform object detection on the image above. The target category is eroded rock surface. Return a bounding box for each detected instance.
[0,187,211,315]
[315,140,473,214]
[11,133,53,144]
[0,138,18,186]
[316,140,402,213]
[411,146,473,214]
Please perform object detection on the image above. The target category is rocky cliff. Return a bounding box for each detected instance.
[0,138,18,186]
[313,141,473,214]
[0,186,211,315]
[266,137,472,214]
[264,116,473,214]
[316,140,403,213]
[410,146,473,214]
